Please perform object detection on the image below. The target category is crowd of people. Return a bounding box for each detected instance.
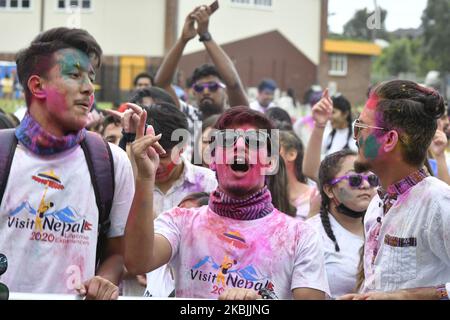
[0,4,450,301]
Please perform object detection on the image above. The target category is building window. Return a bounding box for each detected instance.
[81,0,90,9]
[329,54,348,76]
[0,0,32,10]
[254,0,272,6]
[230,0,273,9]
[57,0,91,11]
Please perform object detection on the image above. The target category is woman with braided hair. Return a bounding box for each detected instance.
[307,149,378,298]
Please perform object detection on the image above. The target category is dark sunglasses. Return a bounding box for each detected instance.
[330,173,379,188]
[192,81,226,93]
[212,130,271,150]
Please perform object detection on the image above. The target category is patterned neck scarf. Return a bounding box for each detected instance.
[15,113,86,156]
[377,168,428,214]
[209,186,274,221]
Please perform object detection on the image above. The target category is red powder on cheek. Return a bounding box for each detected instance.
[45,87,67,111]
[89,94,94,111]
[157,160,177,179]
[165,161,177,174]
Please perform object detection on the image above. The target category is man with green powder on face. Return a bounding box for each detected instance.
[340,80,450,299]
[0,27,135,299]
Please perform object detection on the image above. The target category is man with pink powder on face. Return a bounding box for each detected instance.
[0,28,135,299]
[340,80,450,300]
[124,106,329,300]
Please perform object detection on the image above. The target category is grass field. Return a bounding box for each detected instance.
[0,99,113,113]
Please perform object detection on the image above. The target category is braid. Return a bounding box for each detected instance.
[319,199,340,252]
[318,150,356,252]
[344,115,352,150]
[326,129,336,151]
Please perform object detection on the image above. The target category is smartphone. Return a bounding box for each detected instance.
[209,0,219,14]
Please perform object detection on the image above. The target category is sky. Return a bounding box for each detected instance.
[328,0,428,33]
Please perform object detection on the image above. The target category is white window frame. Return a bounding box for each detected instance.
[230,0,273,11]
[0,0,33,11]
[328,54,348,77]
[56,0,93,13]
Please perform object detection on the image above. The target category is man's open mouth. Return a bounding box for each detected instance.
[230,157,250,172]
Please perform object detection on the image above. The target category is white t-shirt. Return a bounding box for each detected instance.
[362,177,450,293]
[322,127,358,157]
[0,142,134,294]
[155,206,330,299]
[249,100,276,114]
[307,214,364,298]
[293,186,319,221]
[143,159,218,297]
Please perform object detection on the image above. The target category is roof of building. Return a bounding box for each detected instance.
[324,39,382,56]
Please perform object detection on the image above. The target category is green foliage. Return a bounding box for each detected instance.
[422,0,450,72]
[373,38,419,76]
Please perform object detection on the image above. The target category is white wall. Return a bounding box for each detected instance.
[177,0,322,64]
[0,0,166,57]
[0,0,322,62]
[43,0,166,56]
[0,0,41,53]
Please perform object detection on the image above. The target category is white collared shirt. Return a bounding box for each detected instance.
[362,177,450,293]
[153,157,218,217]
[249,100,276,113]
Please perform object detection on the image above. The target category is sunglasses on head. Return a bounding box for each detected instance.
[212,130,271,150]
[330,173,379,188]
[192,81,226,93]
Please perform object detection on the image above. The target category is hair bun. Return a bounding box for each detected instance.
[423,90,445,119]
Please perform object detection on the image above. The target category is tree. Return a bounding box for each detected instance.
[343,7,388,41]
[373,38,419,76]
[422,0,450,72]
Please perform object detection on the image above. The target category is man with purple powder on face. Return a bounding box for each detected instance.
[0,27,135,299]
[340,80,450,300]
[124,106,329,300]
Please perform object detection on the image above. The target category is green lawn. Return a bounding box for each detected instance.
[0,99,113,113]
[0,99,24,113]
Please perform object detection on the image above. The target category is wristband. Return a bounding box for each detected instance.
[199,31,212,42]
[436,284,449,300]
[314,121,327,128]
